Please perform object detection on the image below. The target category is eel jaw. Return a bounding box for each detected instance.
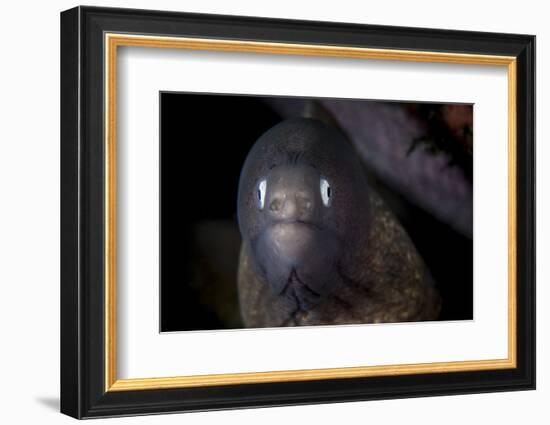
[280,269,322,311]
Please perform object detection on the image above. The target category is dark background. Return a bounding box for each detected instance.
[160,92,473,332]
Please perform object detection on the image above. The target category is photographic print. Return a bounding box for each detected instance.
[61,7,534,418]
[160,94,474,331]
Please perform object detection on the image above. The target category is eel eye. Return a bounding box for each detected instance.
[257,179,267,209]
[320,178,331,207]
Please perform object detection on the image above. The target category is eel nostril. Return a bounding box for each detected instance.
[296,195,312,212]
[269,198,282,212]
[269,193,313,219]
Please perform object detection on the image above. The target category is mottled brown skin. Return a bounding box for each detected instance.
[237,118,440,328]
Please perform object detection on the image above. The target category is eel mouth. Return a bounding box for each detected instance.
[253,221,341,310]
[265,221,323,263]
[280,269,322,311]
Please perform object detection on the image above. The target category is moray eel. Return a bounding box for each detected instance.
[237,118,441,327]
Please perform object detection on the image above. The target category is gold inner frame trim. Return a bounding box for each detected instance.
[104,33,518,392]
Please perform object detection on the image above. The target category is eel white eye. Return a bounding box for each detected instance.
[320,178,331,206]
[257,179,267,209]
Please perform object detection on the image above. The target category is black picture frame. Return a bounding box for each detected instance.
[61,5,535,419]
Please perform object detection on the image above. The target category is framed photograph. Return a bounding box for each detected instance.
[60,6,535,419]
